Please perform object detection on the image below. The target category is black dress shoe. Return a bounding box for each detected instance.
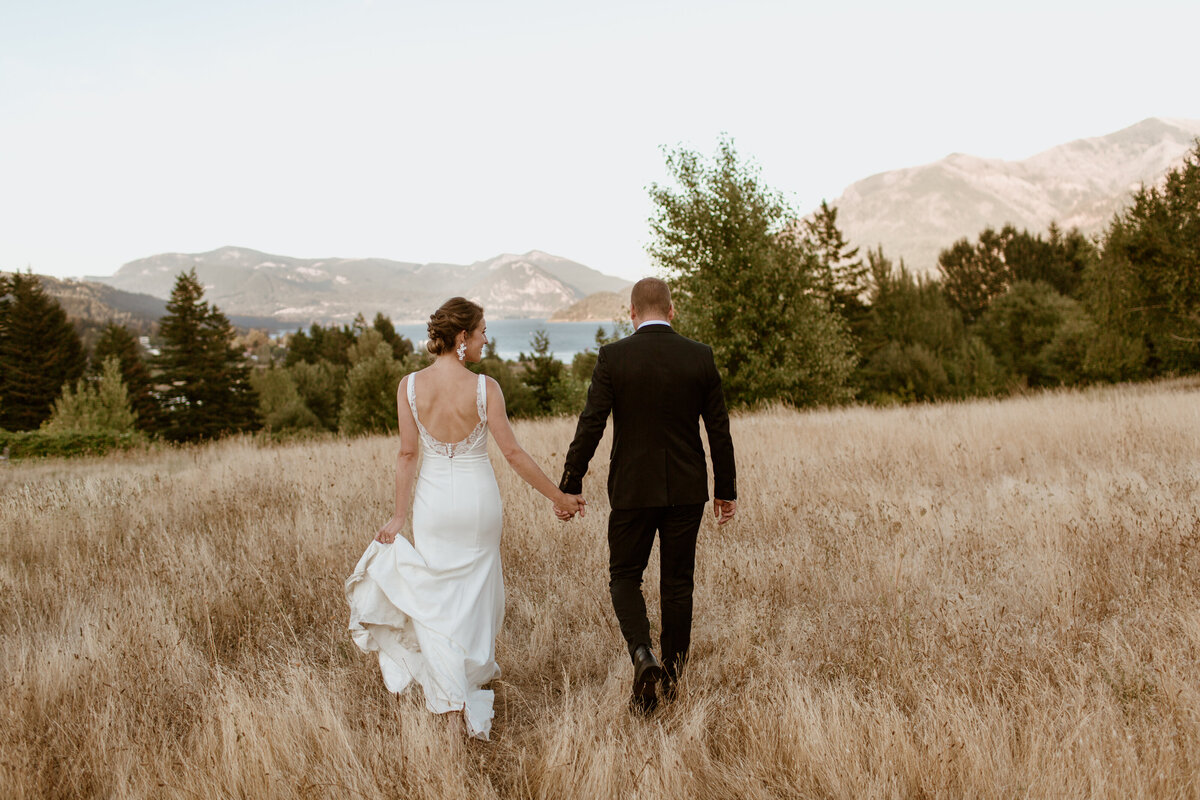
[630,645,663,714]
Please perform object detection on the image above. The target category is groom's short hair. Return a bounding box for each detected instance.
[631,278,672,318]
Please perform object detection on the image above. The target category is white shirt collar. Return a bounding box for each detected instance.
[636,319,671,330]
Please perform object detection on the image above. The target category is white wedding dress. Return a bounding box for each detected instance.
[345,372,504,740]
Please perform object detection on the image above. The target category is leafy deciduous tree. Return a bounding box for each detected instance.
[338,330,407,435]
[92,322,160,432]
[648,137,855,407]
[42,355,137,433]
[250,366,323,433]
[976,281,1085,387]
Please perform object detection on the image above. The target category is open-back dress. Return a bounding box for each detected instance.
[345,372,504,739]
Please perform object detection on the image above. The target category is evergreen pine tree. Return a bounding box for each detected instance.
[519,329,562,416]
[373,312,415,360]
[0,272,87,430]
[92,322,160,432]
[155,269,259,441]
[804,200,869,324]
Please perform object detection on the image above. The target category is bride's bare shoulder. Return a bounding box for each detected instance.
[482,375,506,402]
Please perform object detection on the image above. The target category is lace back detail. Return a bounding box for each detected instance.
[407,373,488,458]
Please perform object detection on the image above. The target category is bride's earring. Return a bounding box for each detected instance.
[456,342,467,361]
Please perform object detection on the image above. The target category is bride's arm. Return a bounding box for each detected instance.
[485,377,583,516]
[375,375,420,543]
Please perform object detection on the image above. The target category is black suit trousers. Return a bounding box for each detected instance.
[607,503,705,677]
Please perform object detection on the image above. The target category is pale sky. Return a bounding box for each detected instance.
[3,0,1198,282]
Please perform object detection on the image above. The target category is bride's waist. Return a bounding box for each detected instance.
[419,452,492,467]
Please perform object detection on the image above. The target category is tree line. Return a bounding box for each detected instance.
[2,138,1197,451]
[651,137,1200,407]
[0,268,622,447]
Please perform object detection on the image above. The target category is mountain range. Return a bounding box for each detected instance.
[832,117,1200,274]
[71,116,1200,327]
[91,249,631,324]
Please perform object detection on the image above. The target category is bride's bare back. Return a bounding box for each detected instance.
[410,365,484,444]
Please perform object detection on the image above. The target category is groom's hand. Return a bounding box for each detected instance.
[714,499,737,525]
[554,494,586,521]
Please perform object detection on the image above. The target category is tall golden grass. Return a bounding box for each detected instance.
[3,379,1200,798]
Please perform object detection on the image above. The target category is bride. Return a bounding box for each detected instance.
[345,297,584,740]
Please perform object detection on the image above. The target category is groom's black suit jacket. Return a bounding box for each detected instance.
[559,324,736,509]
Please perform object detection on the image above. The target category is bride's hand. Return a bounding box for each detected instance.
[554,493,585,520]
[375,515,404,544]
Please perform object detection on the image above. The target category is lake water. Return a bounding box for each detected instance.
[277,319,621,362]
[402,319,620,361]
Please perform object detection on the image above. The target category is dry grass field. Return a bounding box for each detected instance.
[3,380,1200,799]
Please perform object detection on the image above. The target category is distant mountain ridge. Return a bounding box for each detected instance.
[548,287,633,322]
[91,248,632,324]
[2,272,281,339]
[831,117,1200,274]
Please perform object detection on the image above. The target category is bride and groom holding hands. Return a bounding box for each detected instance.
[345,278,737,740]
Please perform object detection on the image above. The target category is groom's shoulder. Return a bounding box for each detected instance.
[602,329,712,356]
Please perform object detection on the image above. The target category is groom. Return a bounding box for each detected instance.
[556,277,737,712]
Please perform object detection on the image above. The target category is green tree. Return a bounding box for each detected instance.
[338,330,407,435]
[976,281,1083,387]
[250,366,323,433]
[943,335,1008,398]
[154,269,259,441]
[648,137,855,407]
[42,355,137,433]
[1087,142,1200,375]
[288,359,346,431]
[519,329,563,416]
[373,312,415,360]
[0,272,87,431]
[941,224,1097,324]
[861,248,961,355]
[855,248,965,402]
[285,322,357,367]
[92,322,160,432]
[548,373,588,416]
[1028,223,1094,298]
[804,200,868,324]
[938,227,1013,324]
[858,342,949,404]
[474,354,537,419]
[1041,313,1099,386]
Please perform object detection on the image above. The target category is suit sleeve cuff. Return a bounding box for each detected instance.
[559,470,583,495]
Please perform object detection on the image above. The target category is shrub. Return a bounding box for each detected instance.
[41,356,137,434]
[0,429,147,459]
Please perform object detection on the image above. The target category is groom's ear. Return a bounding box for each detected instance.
[667,304,676,322]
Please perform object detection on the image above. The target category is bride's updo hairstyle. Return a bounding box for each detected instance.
[426,297,485,356]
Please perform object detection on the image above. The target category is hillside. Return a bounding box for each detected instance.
[22,274,167,335]
[831,117,1200,274]
[90,247,631,324]
[4,273,284,338]
[548,286,632,322]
